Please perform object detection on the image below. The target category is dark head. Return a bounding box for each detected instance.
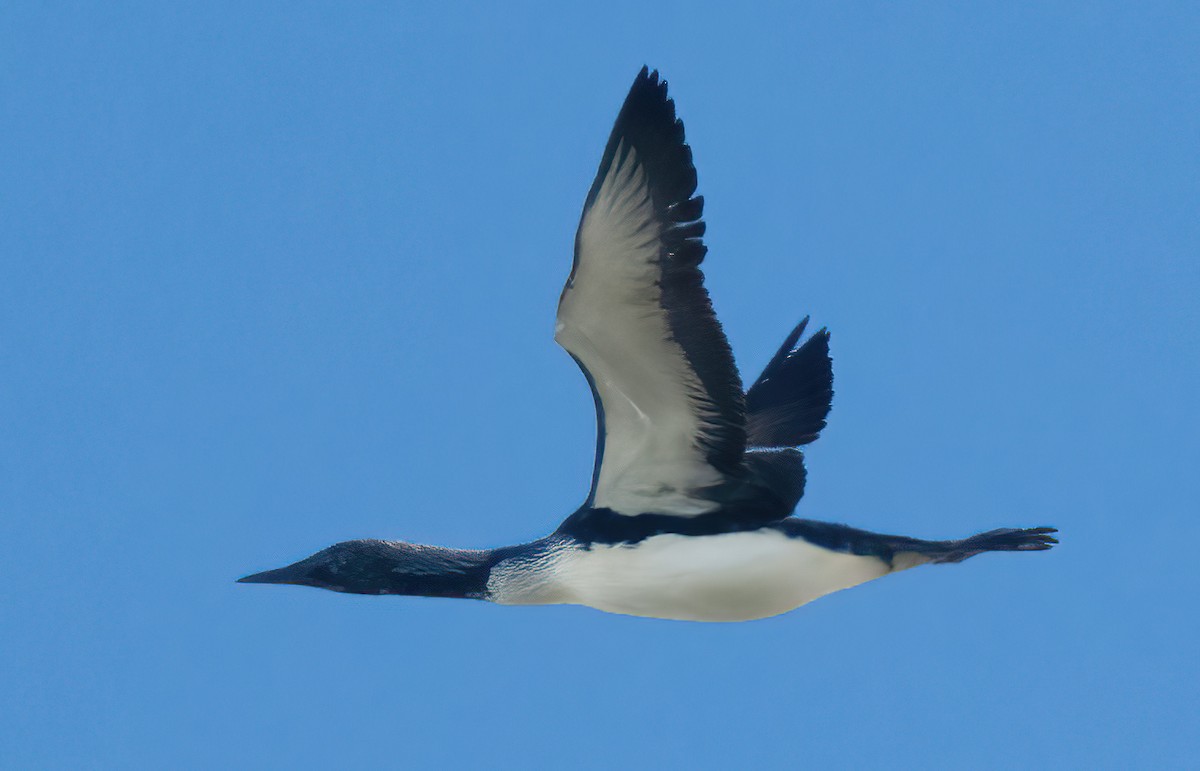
[238,539,495,598]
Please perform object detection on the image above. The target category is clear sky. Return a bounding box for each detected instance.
[3,2,1197,768]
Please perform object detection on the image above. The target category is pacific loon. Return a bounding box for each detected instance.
[239,68,1057,622]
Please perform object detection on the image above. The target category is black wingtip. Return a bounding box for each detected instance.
[629,66,665,104]
[636,65,661,86]
[585,65,695,217]
[780,317,811,357]
[757,317,811,386]
[745,319,835,448]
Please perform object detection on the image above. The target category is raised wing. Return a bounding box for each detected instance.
[746,317,833,448]
[555,68,745,517]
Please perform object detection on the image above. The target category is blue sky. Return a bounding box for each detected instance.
[2,2,1197,768]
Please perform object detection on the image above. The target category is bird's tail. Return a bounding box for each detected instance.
[779,520,1059,565]
[745,317,833,449]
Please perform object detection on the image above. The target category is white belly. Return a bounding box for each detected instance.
[490,530,893,622]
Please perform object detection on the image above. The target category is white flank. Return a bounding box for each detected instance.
[489,531,896,622]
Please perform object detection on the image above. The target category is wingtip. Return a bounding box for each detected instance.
[633,65,657,89]
[782,317,810,352]
[784,317,833,355]
[629,65,671,103]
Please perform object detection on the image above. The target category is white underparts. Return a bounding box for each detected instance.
[487,530,911,622]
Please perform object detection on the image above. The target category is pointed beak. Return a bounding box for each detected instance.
[237,564,304,585]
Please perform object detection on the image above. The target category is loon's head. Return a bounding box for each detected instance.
[238,539,493,598]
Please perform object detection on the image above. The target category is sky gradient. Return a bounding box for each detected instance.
[3,2,1197,768]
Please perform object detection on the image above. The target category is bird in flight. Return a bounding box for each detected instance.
[239,67,1057,621]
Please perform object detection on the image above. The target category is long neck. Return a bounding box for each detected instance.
[355,541,498,599]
